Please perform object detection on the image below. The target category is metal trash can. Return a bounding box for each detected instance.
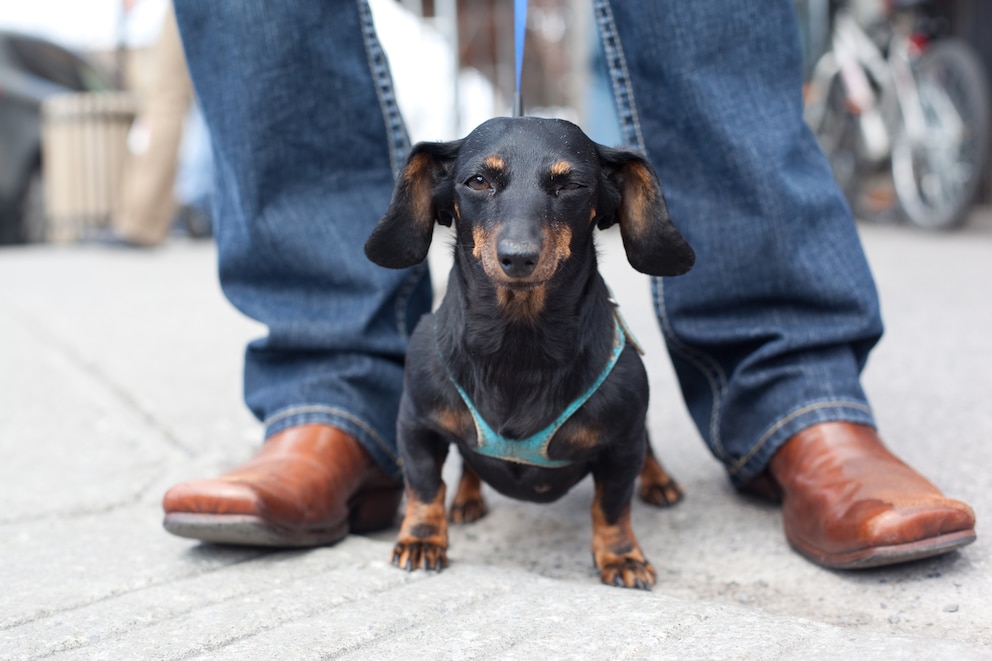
[41,92,137,242]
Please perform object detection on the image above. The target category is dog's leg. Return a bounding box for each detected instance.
[591,478,656,590]
[638,441,684,507]
[392,425,450,572]
[393,483,449,571]
[449,460,488,524]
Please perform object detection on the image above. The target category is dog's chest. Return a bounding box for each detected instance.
[431,402,601,501]
[458,436,592,503]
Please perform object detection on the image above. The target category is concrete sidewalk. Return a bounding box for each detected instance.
[1,210,990,659]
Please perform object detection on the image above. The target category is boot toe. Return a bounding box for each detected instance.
[772,423,978,569]
[864,499,976,547]
[163,478,264,517]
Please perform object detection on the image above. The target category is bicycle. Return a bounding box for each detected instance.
[803,0,991,230]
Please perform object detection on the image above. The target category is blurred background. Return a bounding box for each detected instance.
[1,0,990,247]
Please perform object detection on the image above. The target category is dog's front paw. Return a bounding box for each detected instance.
[393,484,449,572]
[392,540,449,572]
[594,552,657,590]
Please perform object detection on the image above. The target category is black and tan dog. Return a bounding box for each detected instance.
[365,117,694,589]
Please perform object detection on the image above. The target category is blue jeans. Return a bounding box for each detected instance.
[174,0,882,486]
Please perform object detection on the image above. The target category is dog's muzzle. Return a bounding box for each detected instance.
[496,238,541,279]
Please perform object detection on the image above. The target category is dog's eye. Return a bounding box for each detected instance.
[465,175,491,191]
[555,182,586,196]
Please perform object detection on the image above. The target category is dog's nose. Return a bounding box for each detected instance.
[497,240,540,278]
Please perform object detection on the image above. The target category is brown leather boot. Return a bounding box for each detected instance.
[769,422,976,569]
[162,424,402,547]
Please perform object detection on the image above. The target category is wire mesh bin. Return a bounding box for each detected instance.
[41,92,137,242]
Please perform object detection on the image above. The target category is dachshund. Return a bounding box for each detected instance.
[365,116,694,589]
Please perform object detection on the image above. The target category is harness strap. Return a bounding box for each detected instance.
[435,314,626,469]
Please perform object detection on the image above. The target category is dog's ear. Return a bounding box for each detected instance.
[365,139,462,269]
[595,145,694,277]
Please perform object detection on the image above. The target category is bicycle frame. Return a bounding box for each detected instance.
[804,5,927,167]
[805,0,990,229]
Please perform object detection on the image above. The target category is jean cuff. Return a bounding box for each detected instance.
[263,404,403,481]
[727,399,876,487]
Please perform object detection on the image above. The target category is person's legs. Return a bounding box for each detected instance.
[114,3,193,246]
[163,0,430,546]
[598,0,880,481]
[598,0,974,567]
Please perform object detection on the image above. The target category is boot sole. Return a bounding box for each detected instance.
[163,513,348,547]
[163,485,402,548]
[788,528,976,570]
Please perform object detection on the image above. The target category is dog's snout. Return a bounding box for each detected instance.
[497,239,540,278]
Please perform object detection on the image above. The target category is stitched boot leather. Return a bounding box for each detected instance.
[162,424,402,547]
[769,422,976,569]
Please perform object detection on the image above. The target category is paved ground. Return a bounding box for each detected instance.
[1,208,991,660]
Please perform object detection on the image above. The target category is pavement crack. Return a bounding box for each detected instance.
[8,305,195,457]
[0,476,159,525]
[319,583,514,661]
[3,550,270,636]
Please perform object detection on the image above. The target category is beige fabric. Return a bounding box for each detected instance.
[113,3,193,246]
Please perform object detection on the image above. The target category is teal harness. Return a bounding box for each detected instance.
[436,304,639,469]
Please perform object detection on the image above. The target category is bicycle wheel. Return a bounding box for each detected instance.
[892,39,991,230]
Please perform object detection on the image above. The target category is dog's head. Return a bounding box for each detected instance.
[365,117,694,283]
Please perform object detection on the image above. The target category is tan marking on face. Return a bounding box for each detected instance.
[483,155,506,172]
[472,225,489,260]
[496,222,571,286]
[469,221,574,324]
[496,286,548,325]
[473,222,572,285]
[548,223,572,265]
[550,160,572,177]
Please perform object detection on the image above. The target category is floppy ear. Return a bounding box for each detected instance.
[595,145,695,277]
[365,139,462,269]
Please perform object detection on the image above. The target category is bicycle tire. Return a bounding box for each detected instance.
[892,39,991,230]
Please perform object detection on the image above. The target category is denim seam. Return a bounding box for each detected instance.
[264,403,399,465]
[358,0,419,338]
[593,0,646,152]
[598,0,731,459]
[728,398,874,477]
[652,278,730,460]
[357,0,409,177]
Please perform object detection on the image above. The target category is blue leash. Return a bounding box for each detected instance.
[513,0,527,117]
